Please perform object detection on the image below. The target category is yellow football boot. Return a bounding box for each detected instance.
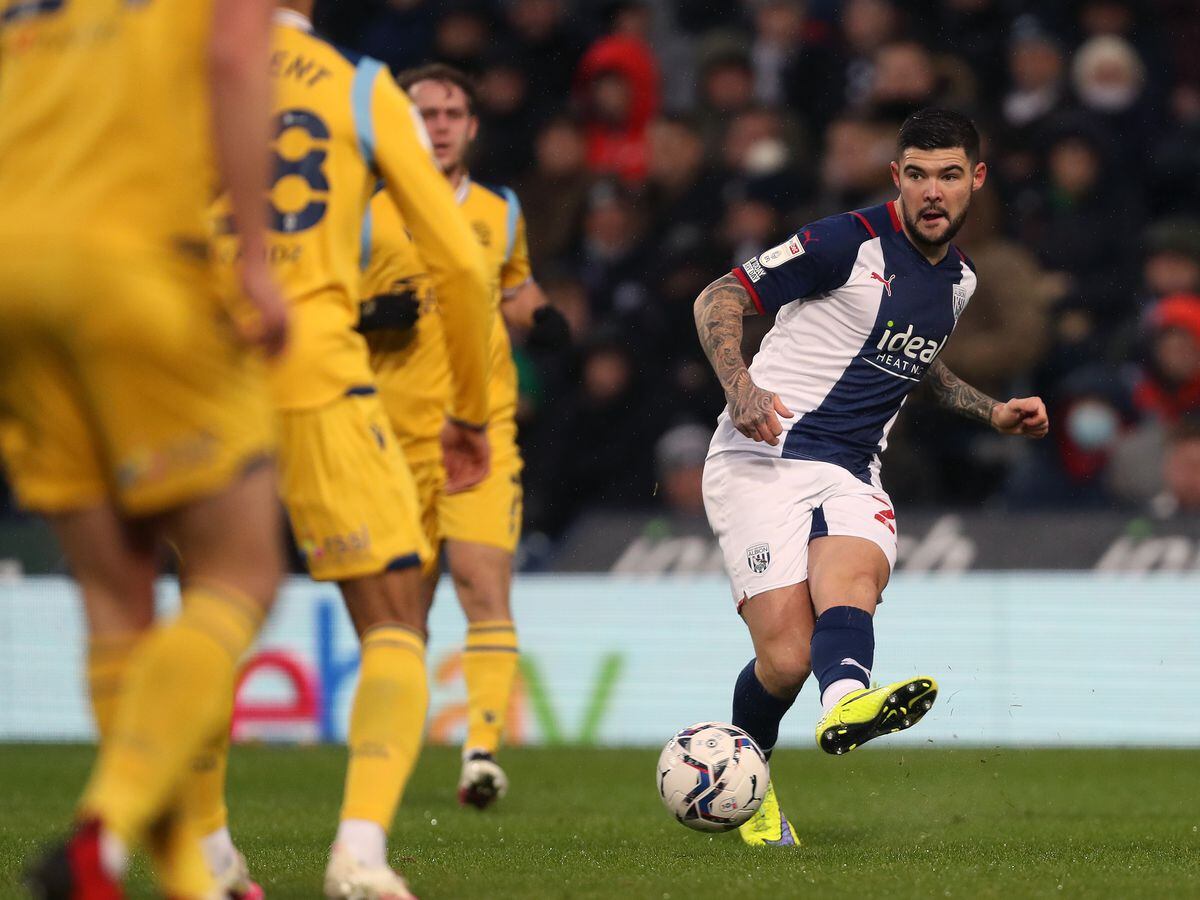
[738,781,798,847]
[815,677,938,755]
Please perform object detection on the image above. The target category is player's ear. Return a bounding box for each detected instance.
[468,116,479,142]
[890,160,901,188]
[972,161,987,191]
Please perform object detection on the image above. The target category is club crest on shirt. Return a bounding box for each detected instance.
[952,284,970,321]
[746,543,771,575]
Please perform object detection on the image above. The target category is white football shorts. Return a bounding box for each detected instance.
[702,451,898,607]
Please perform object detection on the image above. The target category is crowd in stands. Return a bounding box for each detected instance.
[5,0,1200,542]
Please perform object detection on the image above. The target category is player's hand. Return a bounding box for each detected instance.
[527,305,571,351]
[237,259,289,358]
[441,418,491,494]
[728,374,793,446]
[990,396,1049,438]
[356,291,421,334]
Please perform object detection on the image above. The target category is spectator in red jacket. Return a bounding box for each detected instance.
[1134,293,1200,421]
[575,26,660,182]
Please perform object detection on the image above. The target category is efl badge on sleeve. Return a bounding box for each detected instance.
[746,543,771,575]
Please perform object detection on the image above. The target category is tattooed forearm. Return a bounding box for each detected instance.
[926,359,999,426]
[694,274,757,393]
[693,274,777,434]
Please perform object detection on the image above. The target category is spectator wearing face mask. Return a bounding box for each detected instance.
[1006,366,1135,508]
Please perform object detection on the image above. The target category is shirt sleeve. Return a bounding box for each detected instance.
[364,62,492,427]
[732,213,868,314]
[500,199,532,295]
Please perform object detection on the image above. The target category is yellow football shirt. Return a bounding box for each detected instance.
[231,14,491,418]
[0,0,215,256]
[362,191,450,462]
[459,178,532,435]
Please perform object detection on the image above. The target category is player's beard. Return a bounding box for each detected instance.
[903,198,970,249]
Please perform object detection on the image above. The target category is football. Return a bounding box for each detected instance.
[655,722,770,832]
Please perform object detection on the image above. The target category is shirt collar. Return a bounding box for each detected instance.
[273,9,313,32]
[454,175,471,206]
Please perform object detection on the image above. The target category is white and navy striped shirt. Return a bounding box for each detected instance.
[709,200,978,487]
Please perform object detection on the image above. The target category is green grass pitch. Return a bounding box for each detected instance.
[1,744,1197,899]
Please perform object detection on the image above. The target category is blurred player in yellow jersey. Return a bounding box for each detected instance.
[0,1,287,898]
[365,64,568,809]
[205,5,492,898]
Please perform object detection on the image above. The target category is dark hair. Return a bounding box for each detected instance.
[395,63,478,116]
[896,108,980,162]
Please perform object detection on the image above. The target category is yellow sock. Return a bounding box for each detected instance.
[462,620,519,755]
[180,698,232,837]
[80,584,263,846]
[340,625,428,827]
[86,633,215,897]
[86,634,140,740]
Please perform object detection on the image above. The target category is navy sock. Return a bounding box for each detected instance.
[731,659,796,756]
[810,606,875,697]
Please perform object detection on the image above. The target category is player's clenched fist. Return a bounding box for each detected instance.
[727,373,793,446]
[990,396,1049,438]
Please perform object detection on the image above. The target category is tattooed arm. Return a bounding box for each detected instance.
[926,359,1050,438]
[693,274,793,445]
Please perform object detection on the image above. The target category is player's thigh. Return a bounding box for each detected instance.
[740,581,816,685]
[73,253,276,517]
[404,450,446,582]
[438,442,523,555]
[278,394,431,583]
[158,460,283,610]
[807,486,896,614]
[444,538,513,621]
[702,451,817,607]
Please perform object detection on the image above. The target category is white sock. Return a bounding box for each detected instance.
[821,678,867,713]
[201,826,237,876]
[335,819,387,868]
[98,827,128,880]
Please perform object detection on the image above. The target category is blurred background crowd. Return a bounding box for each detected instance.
[5,0,1200,545]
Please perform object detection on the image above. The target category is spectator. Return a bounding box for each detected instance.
[653,423,711,517]
[515,117,592,269]
[506,0,587,118]
[1141,218,1200,303]
[1069,35,1160,175]
[574,25,660,182]
[838,0,904,112]
[532,333,664,533]
[1002,16,1068,133]
[431,3,494,74]
[1156,414,1200,515]
[1014,120,1139,317]
[644,116,724,263]
[867,40,945,121]
[807,114,895,215]
[1133,293,1200,422]
[473,54,537,183]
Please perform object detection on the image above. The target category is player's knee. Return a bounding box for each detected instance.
[756,646,811,696]
[449,558,511,621]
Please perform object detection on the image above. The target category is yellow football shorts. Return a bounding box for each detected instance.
[437,421,523,554]
[0,241,274,516]
[278,390,431,582]
[403,449,446,578]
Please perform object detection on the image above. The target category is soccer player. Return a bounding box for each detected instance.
[376,63,564,809]
[206,6,493,898]
[0,1,286,897]
[694,109,1050,846]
